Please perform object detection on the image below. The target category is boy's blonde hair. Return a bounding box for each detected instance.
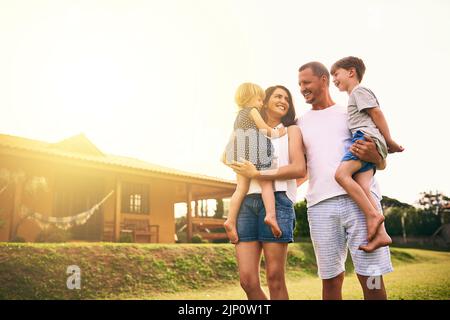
[234,82,265,108]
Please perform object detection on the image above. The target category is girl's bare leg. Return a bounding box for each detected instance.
[259,180,282,238]
[224,174,250,244]
[335,160,384,241]
[353,170,392,252]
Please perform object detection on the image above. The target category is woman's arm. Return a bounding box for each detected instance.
[230,125,306,180]
[297,172,308,187]
[249,108,286,138]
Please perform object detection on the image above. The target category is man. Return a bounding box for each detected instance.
[296,61,393,300]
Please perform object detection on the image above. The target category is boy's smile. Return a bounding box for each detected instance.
[332,68,351,92]
[332,68,355,91]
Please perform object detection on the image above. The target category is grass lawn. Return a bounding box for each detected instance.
[0,242,449,300]
[151,249,450,300]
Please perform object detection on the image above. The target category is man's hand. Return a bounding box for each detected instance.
[350,135,386,170]
[229,159,259,179]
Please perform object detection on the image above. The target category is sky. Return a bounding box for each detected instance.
[0,0,449,205]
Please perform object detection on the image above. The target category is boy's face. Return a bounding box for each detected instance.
[332,68,351,92]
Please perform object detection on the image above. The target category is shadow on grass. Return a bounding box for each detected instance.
[391,243,450,252]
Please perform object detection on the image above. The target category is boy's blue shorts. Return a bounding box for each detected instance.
[342,130,376,174]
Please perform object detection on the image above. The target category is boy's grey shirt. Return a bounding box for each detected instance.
[348,85,388,158]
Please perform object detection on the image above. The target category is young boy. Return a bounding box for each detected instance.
[331,56,404,252]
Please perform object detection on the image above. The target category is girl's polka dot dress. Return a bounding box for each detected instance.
[224,107,274,170]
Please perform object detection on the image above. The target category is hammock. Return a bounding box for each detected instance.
[21,190,114,230]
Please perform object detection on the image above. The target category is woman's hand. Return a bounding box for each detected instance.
[229,159,259,179]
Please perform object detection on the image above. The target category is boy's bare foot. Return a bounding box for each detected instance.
[223,220,239,244]
[264,216,282,238]
[387,140,405,153]
[359,225,392,253]
[366,213,385,241]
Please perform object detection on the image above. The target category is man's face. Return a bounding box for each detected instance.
[298,68,324,105]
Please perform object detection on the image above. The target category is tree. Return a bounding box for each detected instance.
[381,195,412,210]
[384,207,404,237]
[0,168,9,230]
[294,200,309,238]
[417,191,449,225]
[3,169,49,240]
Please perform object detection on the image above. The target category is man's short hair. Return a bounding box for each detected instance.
[298,62,330,86]
[330,56,366,82]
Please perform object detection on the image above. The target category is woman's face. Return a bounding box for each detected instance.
[266,88,290,120]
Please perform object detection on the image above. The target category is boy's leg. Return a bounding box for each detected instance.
[224,174,250,243]
[259,180,281,238]
[357,274,387,300]
[335,161,383,241]
[354,171,392,252]
[359,222,392,252]
[354,170,379,211]
[322,272,345,300]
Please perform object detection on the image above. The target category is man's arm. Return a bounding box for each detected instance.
[350,135,386,170]
[229,125,306,180]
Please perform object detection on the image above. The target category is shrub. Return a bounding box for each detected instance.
[10,236,26,242]
[191,234,203,243]
[119,232,134,243]
[35,226,71,243]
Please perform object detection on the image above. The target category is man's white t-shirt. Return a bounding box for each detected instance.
[297,104,381,208]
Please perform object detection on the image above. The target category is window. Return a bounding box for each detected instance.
[121,182,149,214]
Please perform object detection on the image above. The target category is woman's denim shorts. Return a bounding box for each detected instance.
[236,191,296,243]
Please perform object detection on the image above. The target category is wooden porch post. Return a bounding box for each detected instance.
[114,179,122,242]
[194,200,199,218]
[200,200,204,217]
[9,181,23,241]
[186,184,192,242]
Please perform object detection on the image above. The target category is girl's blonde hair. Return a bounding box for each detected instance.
[234,82,265,108]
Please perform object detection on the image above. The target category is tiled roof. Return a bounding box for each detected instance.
[0,133,235,186]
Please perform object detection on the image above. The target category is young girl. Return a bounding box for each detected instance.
[223,82,286,244]
[331,56,404,252]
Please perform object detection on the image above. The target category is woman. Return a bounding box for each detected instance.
[229,85,306,300]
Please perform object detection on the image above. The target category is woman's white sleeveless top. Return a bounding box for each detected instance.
[247,123,297,203]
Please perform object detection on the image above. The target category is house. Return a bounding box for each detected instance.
[0,133,235,243]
